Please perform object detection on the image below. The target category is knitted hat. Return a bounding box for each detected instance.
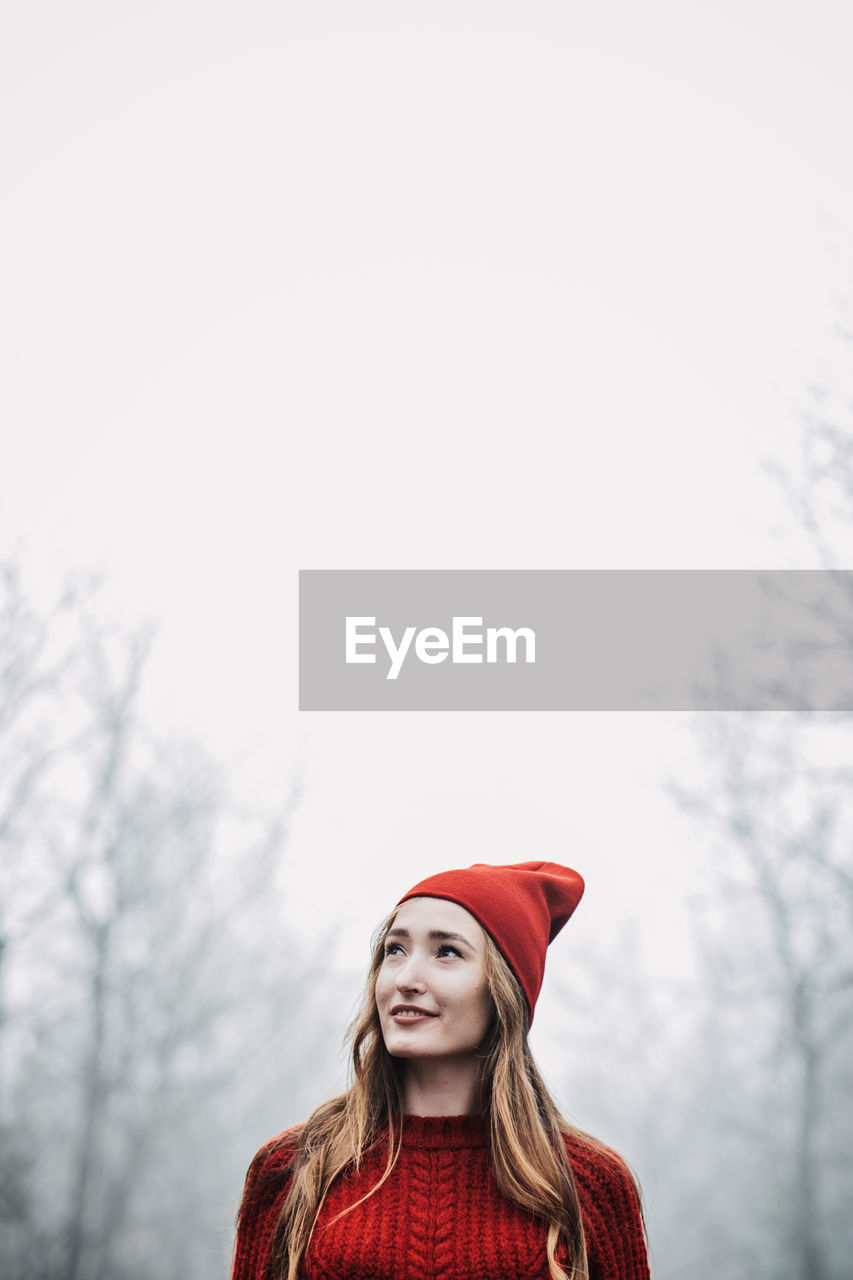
[397,861,584,1025]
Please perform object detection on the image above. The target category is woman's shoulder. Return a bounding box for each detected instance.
[242,1092,350,1198]
[253,1124,303,1164]
[232,1128,303,1280]
[242,1125,304,1200]
[561,1130,650,1279]
[562,1129,636,1189]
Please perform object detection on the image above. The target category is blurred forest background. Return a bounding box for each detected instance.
[1,405,852,1280]
[0,564,340,1280]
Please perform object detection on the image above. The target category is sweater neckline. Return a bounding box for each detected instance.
[399,1113,488,1149]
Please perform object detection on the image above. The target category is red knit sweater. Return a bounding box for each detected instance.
[231,1115,651,1280]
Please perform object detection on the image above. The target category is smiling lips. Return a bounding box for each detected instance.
[390,1005,439,1020]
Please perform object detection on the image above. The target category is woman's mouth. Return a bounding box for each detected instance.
[390,1005,438,1021]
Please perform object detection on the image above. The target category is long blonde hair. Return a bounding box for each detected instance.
[256,909,599,1280]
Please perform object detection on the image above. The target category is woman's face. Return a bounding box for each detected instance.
[375,896,493,1063]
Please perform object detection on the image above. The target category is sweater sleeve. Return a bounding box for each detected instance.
[230,1130,300,1280]
[566,1138,651,1280]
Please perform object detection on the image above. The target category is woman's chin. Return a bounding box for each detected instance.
[382,1031,433,1059]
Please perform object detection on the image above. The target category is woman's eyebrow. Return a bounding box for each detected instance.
[430,930,474,947]
[385,927,475,948]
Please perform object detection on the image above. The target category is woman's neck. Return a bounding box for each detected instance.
[400,1057,482,1117]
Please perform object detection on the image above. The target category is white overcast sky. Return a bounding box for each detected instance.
[3,2,853,1043]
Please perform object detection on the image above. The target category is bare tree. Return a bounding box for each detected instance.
[0,561,99,1280]
[673,714,853,1280]
[663,297,853,1280]
[0,563,328,1280]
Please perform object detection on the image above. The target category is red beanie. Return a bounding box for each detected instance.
[397,861,584,1025]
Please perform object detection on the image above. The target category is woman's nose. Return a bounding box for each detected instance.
[395,954,426,992]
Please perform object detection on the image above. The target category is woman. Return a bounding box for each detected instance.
[231,861,651,1280]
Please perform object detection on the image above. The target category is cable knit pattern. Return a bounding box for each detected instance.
[231,1115,650,1280]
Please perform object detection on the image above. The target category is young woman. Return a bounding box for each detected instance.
[231,861,651,1280]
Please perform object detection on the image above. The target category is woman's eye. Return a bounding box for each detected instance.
[384,942,403,956]
[437,943,462,958]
